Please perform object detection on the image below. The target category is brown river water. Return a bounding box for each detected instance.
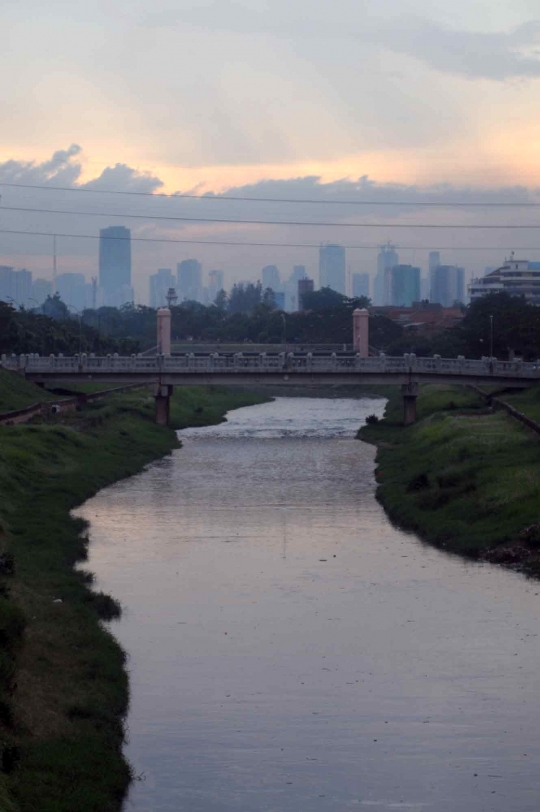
[78,397,540,812]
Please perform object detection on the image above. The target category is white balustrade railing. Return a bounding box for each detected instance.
[1,352,540,380]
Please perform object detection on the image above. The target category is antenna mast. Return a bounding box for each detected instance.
[52,234,57,293]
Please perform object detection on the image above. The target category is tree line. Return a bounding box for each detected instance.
[2,289,540,361]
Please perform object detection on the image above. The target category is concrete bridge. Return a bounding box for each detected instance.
[2,351,538,426]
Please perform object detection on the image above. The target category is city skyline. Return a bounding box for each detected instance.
[0,238,531,310]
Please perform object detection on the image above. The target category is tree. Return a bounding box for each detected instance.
[301,287,347,311]
[42,293,69,320]
[214,288,228,310]
[262,287,276,308]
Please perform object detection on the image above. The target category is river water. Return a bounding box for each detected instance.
[79,397,540,812]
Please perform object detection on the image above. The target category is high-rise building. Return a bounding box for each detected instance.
[0,266,14,304]
[177,259,202,302]
[429,252,441,273]
[352,272,370,299]
[149,268,175,308]
[431,265,465,306]
[56,273,86,312]
[99,227,131,305]
[261,265,280,291]
[12,269,32,309]
[319,244,346,294]
[390,265,421,306]
[298,277,314,311]
[0,267,35,308]
[208,269,224,290]
[32,278,53,307]
[208,269,225,303]
[374,243,399,305]
[290,265,307,284]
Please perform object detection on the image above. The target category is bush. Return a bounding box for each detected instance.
[518,525,540,548]
[85,591,122,621]
[406,472,429,492]
[365,414,380,425]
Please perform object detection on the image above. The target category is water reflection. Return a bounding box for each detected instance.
[79,397,540,812]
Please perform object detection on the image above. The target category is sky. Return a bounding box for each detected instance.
[2,0,540,301]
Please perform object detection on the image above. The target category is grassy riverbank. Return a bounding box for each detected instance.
[359,384,540,572]
[0,375,268,811]
[0,369,55,412]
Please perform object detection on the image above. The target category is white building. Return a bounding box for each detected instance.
[469,257,540,305]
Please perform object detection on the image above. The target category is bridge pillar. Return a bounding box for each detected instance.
[157,308,172,355]
[154,384,173,426]
[402,382,419,425]
[353,308,369,357]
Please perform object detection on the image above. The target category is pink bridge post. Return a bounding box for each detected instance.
[353,308,369,357]
[157,307,172,355]
[155,308,173,425]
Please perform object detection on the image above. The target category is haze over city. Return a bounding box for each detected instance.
[2,0,540,304]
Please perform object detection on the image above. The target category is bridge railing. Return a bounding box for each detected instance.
[2,352,540,379]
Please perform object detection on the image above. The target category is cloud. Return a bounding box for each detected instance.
[82,164,164,193]
[0,147,164,194]
[0,144,83,186]
[379,18,540,81]
[141,4,540,81]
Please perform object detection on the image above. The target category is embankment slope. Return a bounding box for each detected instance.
[0,377,267,812]
[359,384,540,571]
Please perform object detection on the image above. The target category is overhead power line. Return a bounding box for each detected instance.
[1,204,540,228]
[0,227,537,251]
[1,181,540,207]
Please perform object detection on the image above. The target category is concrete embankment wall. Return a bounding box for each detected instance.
[0,383,148,426]
[469,385,540,437]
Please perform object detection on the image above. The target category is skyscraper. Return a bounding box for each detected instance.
[149,268,175,308]
[0,267,34,308]
[298,277,314,311]
[261,265,280,291]
[208,269,225,304]
[319,244,346,294]
[429,252,441,273]
[290,265,307,284]
[99,226,132,304]
[0,266,14,304]
[12,269,32,309]
[32,278,53,307]
[390,265,421,306]
[374,243,399,305]
[56,273,86,311]
[177,259,202,302]
[430,265,465,306]
[352,272,370,299]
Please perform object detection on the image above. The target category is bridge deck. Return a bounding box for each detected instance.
[2,352,539,388]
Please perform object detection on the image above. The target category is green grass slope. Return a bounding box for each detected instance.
[0,370,54,413]
[359,385,540,562]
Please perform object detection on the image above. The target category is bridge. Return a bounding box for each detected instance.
[2,351,538,426]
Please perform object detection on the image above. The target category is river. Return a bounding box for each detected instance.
[79,396,540,812]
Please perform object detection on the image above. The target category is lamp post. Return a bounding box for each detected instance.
[489,314,494,359]
[281,313,286,346]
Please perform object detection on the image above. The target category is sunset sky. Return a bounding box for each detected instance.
[2,0,540,300]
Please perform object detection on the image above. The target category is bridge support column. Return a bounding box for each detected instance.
[353,308,369,357]
[402,382,419,425]
[154,384,173,426]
